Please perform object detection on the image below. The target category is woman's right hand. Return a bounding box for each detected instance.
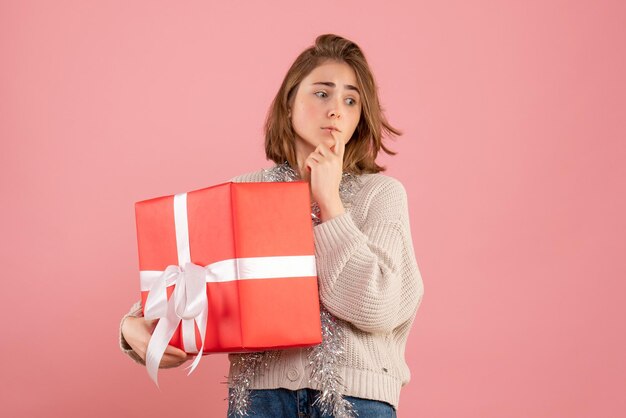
[121,316,189,369]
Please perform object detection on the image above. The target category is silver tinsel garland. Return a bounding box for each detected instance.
[226,161,362,417]
[227,350,280,415]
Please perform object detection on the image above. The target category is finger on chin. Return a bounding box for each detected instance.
[333,134,342,155]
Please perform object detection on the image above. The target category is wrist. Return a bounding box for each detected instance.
[318,198,345,222]
[121,316,132,337]
[120,316,134,350]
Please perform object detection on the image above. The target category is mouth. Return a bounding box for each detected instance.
[321,126,340,132]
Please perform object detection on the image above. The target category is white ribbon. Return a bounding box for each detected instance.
[143,192,209,387]
[142,192,317,387]
[144,262,208,386]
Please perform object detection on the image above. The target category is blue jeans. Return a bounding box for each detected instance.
[227,387,397,417]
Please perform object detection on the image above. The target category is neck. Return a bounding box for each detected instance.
[294,142,315,181]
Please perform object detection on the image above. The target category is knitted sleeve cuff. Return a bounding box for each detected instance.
[313,212,366,255]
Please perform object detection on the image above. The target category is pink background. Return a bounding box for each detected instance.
[1,1,625,417]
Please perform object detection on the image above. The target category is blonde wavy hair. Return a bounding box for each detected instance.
[264,34,402,174]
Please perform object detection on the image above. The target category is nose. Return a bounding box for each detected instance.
[328,108,341,119]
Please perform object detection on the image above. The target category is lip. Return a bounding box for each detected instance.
[321,126,340,132]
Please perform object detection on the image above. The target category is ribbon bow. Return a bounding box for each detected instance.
[144,262,209,387]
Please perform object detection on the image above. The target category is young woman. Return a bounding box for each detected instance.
[120,34,424,418]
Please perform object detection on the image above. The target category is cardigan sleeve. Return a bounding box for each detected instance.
[313,178,423,334]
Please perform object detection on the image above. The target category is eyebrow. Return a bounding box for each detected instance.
[312,81,360,96]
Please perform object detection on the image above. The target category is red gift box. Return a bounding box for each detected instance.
[135,181,322,384]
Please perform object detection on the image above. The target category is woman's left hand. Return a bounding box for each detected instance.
[304,132,347,221]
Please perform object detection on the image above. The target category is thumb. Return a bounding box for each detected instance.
[166,345,188,358]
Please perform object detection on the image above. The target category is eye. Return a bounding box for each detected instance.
[315,91,328,98]
[346,98,358,106]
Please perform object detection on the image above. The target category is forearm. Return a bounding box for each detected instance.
[314,213,420,333]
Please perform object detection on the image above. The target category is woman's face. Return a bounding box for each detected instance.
[290,60,362,157]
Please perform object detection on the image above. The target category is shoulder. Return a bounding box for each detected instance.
[353,173,409,222]
[358,173,408,202]
[229,167,272,183]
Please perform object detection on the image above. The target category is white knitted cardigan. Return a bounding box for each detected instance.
[119,167,424,411]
